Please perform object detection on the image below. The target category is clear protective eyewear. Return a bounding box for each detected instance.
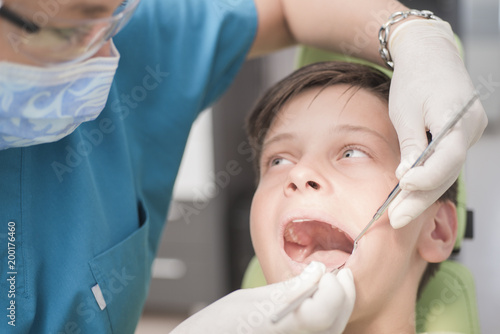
[0,0,141,65]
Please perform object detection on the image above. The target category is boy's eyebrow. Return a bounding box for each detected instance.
[262,124,390,151]
[334,124,391,144]
[262,133,296,151]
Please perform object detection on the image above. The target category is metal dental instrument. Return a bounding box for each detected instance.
[270,93,479,324]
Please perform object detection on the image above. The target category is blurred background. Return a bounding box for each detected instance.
[137,0,500,332]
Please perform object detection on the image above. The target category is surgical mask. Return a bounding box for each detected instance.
[0,41,120,150]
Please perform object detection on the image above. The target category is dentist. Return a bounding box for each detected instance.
[0,0,487,333]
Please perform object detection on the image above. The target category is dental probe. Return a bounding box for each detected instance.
[270,92,479,325]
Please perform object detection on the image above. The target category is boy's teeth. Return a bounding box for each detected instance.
[292,218,313,223]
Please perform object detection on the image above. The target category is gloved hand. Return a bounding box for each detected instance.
[170,261,355,334]
[387,18,488,229]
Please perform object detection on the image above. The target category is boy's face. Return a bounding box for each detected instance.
[250,85,431,318]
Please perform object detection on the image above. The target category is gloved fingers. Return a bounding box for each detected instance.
[393,100,470,183]
[293,268,355,333]
[172,267,355,334]
[280,261,326,303]
[388,177,454,229]
[330,268,356,333]
[395,149,425,181]
[426,96,488,148]
[295,274,342,330]
[388,93,428,180]
[388,189,425,229]
[422,88,487,146]
[270,262,327,334]
[398,130,465,192]
[462,98,488,146]
[391,123,427,181]
[388,18,487,184]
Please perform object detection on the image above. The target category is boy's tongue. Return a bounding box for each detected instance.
[283,220,353,267]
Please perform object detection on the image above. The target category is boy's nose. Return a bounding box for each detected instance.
[284,163,328,195]
[286,179,321,192]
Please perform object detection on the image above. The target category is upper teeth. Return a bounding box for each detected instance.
[292,219,313,223]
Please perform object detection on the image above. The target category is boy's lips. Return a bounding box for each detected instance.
[279,212,356,271]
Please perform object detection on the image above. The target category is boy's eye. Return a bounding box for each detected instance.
[270,157,293,166]
[342,148,368,159]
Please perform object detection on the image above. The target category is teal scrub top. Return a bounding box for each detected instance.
[0,0,257,332]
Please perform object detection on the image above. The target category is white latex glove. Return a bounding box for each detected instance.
[387,19,488,229]
[170,261,355,334]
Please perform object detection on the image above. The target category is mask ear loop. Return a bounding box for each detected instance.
[0,1,40,33]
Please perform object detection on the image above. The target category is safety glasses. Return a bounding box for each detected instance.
[0,0,140,65]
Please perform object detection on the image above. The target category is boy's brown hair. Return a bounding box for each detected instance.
[246,61,457,299]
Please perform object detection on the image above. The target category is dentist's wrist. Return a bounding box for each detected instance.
[379,9,442,69]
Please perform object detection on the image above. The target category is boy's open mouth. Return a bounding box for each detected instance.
[283,219,354,267]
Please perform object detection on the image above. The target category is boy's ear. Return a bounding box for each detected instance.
[417,201,458,263]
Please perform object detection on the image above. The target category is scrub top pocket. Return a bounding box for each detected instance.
[89,203,152,334]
